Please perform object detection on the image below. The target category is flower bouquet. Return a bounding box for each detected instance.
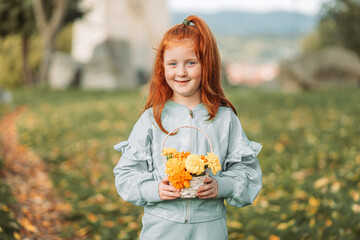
[162,126,221,198]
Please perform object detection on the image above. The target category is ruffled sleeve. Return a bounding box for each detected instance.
[212,112,262,208]
[113,110,161,206]
[114,140,154,172]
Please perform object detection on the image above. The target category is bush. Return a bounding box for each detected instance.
[0,24,73,89]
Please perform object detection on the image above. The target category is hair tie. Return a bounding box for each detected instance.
[183,19,190,26]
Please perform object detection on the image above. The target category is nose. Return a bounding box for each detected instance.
[177,64,187,77]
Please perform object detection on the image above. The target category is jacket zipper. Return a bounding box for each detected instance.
[185,110,194,223]
[189,110,194,153]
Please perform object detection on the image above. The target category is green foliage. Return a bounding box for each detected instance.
[0,24,73,89]
[0,35,41,89]
[0,0,83,38]
[301,27,329,53]
[320,0,360,56]
[0,37,23,89]
[4,88,360,239]
[0,0,35,37]
[303,0,360,56]
[56,24,74,53]
[41,0,84,25]
[0,0,84,88]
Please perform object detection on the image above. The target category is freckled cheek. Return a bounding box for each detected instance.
[190,68,202,80]
[164,69,175,81]
[195,71,202,79]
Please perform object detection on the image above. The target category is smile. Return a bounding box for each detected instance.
[175,80,191,83]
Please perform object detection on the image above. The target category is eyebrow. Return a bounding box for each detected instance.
[164,58,198,62]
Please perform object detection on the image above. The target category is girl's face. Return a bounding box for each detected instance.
[163,42,202,106]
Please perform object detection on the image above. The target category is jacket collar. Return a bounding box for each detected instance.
[165,100,205,111]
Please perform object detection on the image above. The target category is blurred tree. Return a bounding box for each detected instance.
[0,0,84,86]
[33,0,84,85]
[302,0,360,58]
[0,0,36,85]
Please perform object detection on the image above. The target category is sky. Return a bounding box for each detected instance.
[167,0,328,15]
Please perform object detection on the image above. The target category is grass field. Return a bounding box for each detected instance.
[1,87,360,239]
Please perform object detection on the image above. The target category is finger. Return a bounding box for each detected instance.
[161,178,181,192]
[198,180,216,192]
[197,184,212,193]
[161,195,180,200]
[203,177,213,184]
[197,184,218,198]
[198,187,218,199]
[160,190,181,199]
[198,194,216,199]
[161,191,181,198]
[197,188,213,197]
[198,193,215,199]
[168,191,181,197]
[159,181,180,191]
[160,184,180,192]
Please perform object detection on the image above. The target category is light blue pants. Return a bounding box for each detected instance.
[140,214,228,240]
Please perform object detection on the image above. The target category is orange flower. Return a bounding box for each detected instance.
[164,150,220,189]
[165,153,192,189]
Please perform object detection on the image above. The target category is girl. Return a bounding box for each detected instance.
[113,15,262,240]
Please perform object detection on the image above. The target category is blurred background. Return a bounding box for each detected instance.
[0,0,359,239]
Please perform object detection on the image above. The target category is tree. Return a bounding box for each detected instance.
[32,0,68,85]
[0,0,36,85]
[305,0,360,57]
[33,0,85,85]
[0,0,84,86]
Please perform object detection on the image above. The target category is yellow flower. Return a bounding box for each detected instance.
[162,148,177,159]
[205,152,221,175]
[162,148,177,155]
[185,154,205,175]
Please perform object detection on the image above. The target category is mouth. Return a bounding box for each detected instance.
[175,80,191,84]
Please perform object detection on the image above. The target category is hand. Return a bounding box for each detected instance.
[197,177,218,199]
[159,177,181,200]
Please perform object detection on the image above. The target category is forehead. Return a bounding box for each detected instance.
[165,39,195,52]
[163,40,197,59]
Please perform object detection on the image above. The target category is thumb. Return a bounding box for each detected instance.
[162,176,170,184]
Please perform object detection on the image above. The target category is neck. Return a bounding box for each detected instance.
[171,95,201,110]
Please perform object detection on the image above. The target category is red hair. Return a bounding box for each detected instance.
[144,15,237,134]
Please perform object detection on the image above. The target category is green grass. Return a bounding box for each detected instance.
[2,87,360,239]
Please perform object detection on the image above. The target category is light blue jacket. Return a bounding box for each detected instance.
[113,100,262,223]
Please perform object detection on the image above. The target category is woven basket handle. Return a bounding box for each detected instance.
[161,125,213,164]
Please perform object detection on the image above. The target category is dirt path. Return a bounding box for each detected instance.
[0,107,71,240]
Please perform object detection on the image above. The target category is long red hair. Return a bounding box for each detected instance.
[144,15,237,134]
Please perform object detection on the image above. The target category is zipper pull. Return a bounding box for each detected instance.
[189,110,194,118]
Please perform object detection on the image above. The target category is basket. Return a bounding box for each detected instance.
[162,125,213,198]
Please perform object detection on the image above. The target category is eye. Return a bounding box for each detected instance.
[168,62,176,66]
[187,61,196,66]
